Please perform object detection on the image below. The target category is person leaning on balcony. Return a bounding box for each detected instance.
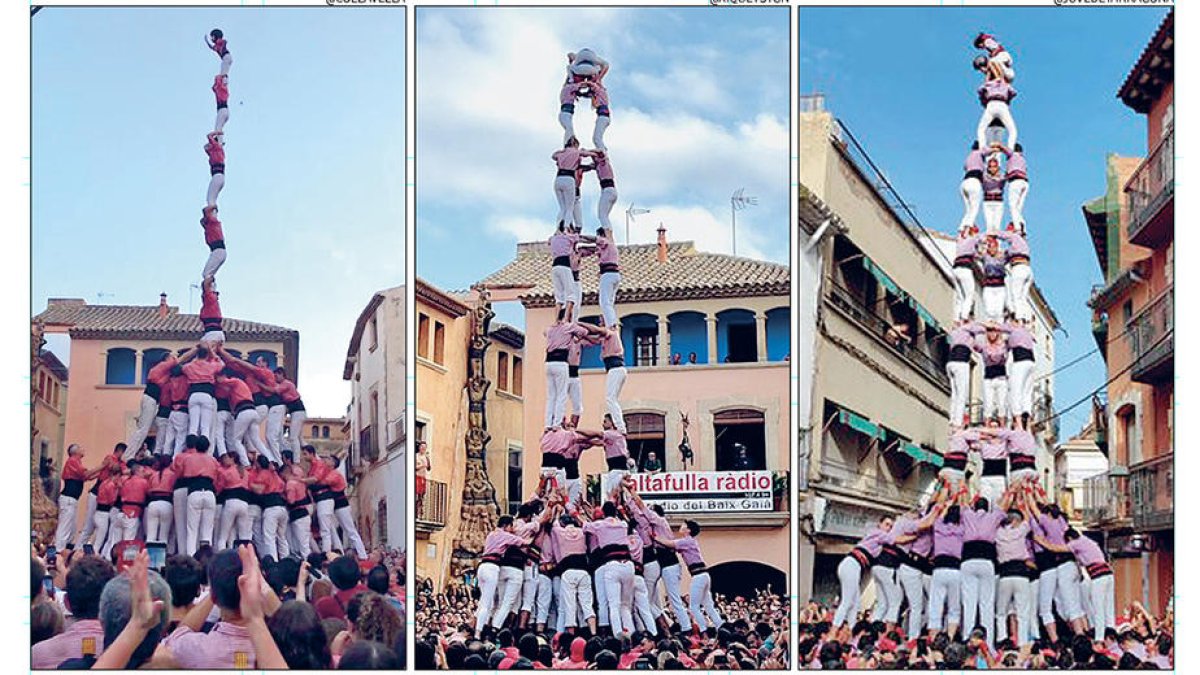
[414,441,429,514]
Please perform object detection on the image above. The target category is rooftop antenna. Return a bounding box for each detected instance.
[625,204,650,245]
[730,188,757,256]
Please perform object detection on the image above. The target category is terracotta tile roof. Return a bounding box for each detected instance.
[33,299,297,342]
[1118,10,1173,114]
[477,241,789,308]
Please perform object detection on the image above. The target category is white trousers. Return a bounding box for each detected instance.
[186,490,216,555]
[928,567,962,631]
[213,410,231,460]
[1089,574,1115,640]
[643,560,663,618]
[599,272,620,329]
[290,513,313,558]
[494,566,524,628]
[573,198,583,241]
[335,505,367,558]
[570,277,582,323]
[632,575,656,632]
[535,573,555,625]
[1006,263,1033,322]
[91,509,111,557]
[475,562,500,634]
[961,558,997,642]
[960,177,983,231]
[218,496,251,549]
[121,513,141,542]
[315,499,339,553]
[77,494,96,547]
[169,411,189,456]
[593,115,610,152]
[554,176,576,228]
[1040,561,1084,624]
[521,566,539,613]
[595,564,609,626]
[947,361,971,427]
[983,199,1005,233]
[202,248,227,282]
[602,560,635,634]
[983,376,1009,421]
[953,266,977,322]
[287,410,307,458]
[54,495,78,550]
[206,173,224,208]
[689,571,722,631]
[144,500,173,544]
[545,362,570,428]
[898,564,927,637]
[214,108,229,133]
[558,112,575,146]
[977,100,1017,151]
[981,285,1006,323]
[559,568,595,628]
[1008,178,1028,231]
[996,575,1032,646]
[660,564,691,631]
[872,566,904,624]
[606,367,627,432]
[1008,358,1035,418]
[261,505,289,561]
[219,52,232,77]
[126,393,161,459]
[598,186,618,231]
[550,266,573,309]
[979,475,1008,506]
[566,377,583,417]
[173,487,189,554]
[266,405,287,464]
[187,392,217,442]
[231,408,268,466]
[602,469,629,500]
[100,511,123,559]
[833,557,863,628]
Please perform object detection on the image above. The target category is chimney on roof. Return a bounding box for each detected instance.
[158,293,169,319]
[657,224,668,264]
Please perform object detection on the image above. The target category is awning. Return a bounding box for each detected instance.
[837,408,884,440]
[900,441,944,468]
[909,297,941,333]
[862,257,902,298]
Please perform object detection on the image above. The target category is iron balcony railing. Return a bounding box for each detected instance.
[1131,453,1173,531]
[415,479,448,531]
[818,456,929,507]
[826,279,949,389]
[1126,127,1174,245]
[1127,286,1173,383]
[1082,470,1132,529]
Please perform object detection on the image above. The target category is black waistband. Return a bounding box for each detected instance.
[985,364,1007,379]
[964,169,984,181]
[216,101,228,110]
[954,256,976,269]
[261,494,287,508]
[334,493,350,510]
[902,554,933,575]
[943,453,968,471]
[997,559,1031,578]
[288,507,309,522]
[547,349,569,362]
[1009,454,1036,471]
[1012,346,1034,362]
[933,555,961,569]
[541,453,564,468]
[568,365,580,378]
[148,494,173,504]
[982,459,1007,476]
[1009,254,1030,265]
[210,164,225,175]
[557,168,575,177]
[265,395,284,408]
[949,344,973,362]
[1086,562,1113,579]
[600,263,620,274]
[96,504,112,512]
[963,540,998,561]
[234,401,255,414]
[984,193,1004,202]
[559,554,588,571]
[606,456,628,471]
[687,562,708,575]
[252,393,267,407]
[603,356,624,371]
[61,479,84,499]
[217,398,231,412]
[982,277,1007,287]
[850,547,873,569]
[187,477,215,494]
[875,547,900,569]
[596,105,610,117]
[288,496,312,509]
[202,319,223,331]
[600,178,615,189]
[1008,172,1027,181]
[222,487,252,502]
[157,405,172,418]
[188,382,216,396]
[1034,550,1057,572]
[286,400,306,413]
[656,547,680,568]
[564,460,580,480]
[552,255,571,267]
[144,382,163,400]
[208,239,225,251]
[602,545,631,562]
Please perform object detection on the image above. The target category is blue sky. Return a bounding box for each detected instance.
[800,6,1169,437]
[416,7,790,328]
[32,7,405,416]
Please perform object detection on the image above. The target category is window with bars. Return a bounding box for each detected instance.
[634,328,658,367]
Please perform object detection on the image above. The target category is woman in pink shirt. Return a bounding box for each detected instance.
[205,131,225,208]
[205,28,232,77]
[144,454,176,546]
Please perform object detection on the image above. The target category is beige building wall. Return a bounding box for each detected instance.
[33,355,68,498]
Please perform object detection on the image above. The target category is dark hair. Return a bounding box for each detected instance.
[65,556,116,619]
[1013,143,1023,152]
[195,435,211,454]
[556,308,567,322]
[1156,634,1173,655]
[1071,634,1094,662]
[595,650,619,670]
[338,640,400,669]
[497,515,514,529]
[943,641,968,669]
[302,444,317,456]
[518,633,539,660]
[415,639,436,669]
[210,29,223,39]
[366,565,390,595]
[268,600,332,669]
[651,504,665,517]
[164,555,205,608]
[944,505,962,525]
[686,520,701,536]
[973,497,989,512]
[114,442,128,454]
[257,455,271,470]
[267,558,301,598]
[207,549,243,610]
[1120,653,1143,669]
[517,502,534,519]
[31,601,63,645]
[602,501,618,518]
[31,557,46,601]
[328,555,361,592]
[1064,528,1081,541]
[971,141,980,150]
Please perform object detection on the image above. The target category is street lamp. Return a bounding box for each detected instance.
[731,188,757,256]
[625,204,650,244]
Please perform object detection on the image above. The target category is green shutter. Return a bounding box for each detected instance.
[862,257,902,297]
[837,408,882,440]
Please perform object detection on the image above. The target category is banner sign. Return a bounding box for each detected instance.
[630,471,774,513]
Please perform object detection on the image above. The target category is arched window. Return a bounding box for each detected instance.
[141,348,172,383]
[714,408,766,470]
[323,426,331,438]
[247,350,278,370]
[626,412,666,472]
[620,313,659,367]
[667,311,707,365]
[105,348,137,385]
[765,307,790,362]
[376,499,388,547]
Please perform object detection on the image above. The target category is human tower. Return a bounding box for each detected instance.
[829,32,1117,651]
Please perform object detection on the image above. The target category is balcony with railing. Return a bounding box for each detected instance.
[826,279,949,389]
[415,479,448,533]
[1082,470,1132,529]
[1131,453,1172,531]
[358,426,378,464]
[1128,286,1173,384]
[818,456,930,509]
[1126,127,1174,247]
